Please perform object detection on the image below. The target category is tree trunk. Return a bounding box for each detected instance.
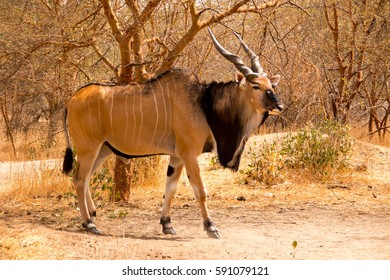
[113,39,134,200]
[0,97,17,158]
[46,106,58,148]
[114,158,132,202]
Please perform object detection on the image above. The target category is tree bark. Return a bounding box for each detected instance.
[113,158,132,202]
[0,97,17,158]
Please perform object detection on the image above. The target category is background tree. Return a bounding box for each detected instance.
[0,0,106,148]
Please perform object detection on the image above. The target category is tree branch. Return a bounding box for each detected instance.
[99,0,124,43]
[155,0,280,75]
[0,39,94,82]
[200,0,251,27]
[91,40,119,79]
[125,0,157,82]
[122,0,162,41]
[288,1,311,16]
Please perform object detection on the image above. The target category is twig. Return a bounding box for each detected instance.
[288,1,311,17]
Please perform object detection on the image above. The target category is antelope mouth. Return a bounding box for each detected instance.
[269,104,284,115]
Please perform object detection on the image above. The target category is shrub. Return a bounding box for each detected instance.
[90,166,116,202]
[243,120,353,185]
[242,141,285,186]
[281,120,353,176]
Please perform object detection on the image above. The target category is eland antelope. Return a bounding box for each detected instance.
[62,28,284,238]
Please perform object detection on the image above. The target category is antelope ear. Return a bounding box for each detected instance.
[269,74,281,88]
[234,72,246,87]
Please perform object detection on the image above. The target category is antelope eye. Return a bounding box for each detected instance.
[252,86,261,90]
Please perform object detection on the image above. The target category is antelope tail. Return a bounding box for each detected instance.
[62,108,74,175]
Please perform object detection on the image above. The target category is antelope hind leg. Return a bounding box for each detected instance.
[74,150,102,235]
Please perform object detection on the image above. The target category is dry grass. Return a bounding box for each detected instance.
[0,130,67,162]
[0,188,82,259]
[0,225,67,259]
[350,126,390,147]
[0,160,70,197]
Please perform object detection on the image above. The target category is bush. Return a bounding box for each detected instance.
[281,120,353,176]
[242,141,285,186]
[243,120,353,185]
[90,166,116,202]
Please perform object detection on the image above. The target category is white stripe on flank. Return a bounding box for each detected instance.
[157,79,168,146]
[98,91,102,138]
[136,86,143,149]
[167,83,172,139]
[131,90,137,146]
[150,86,159,149]
[125,92,129,139]
[88,93,93,136]
[110,89,114,133]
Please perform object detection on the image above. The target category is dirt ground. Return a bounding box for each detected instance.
[0,135,389,260]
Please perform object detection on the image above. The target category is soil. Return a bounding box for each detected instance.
[0,134,389,260]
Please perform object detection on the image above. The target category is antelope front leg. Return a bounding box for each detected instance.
[161,156,183,235]
[182,156,220,239]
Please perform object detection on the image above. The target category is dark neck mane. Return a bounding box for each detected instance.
[201,81,249,171]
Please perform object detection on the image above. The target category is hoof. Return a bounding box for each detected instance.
[87,226,101,235]
[82,220,100,235]
[160,217,176,235]
[204,220,220,239]
[163,227,177,235]
[207,229,220,239]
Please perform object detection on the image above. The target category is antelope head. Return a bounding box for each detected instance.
[208,28,284,115]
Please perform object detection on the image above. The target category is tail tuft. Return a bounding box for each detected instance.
[62,148,74,175]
